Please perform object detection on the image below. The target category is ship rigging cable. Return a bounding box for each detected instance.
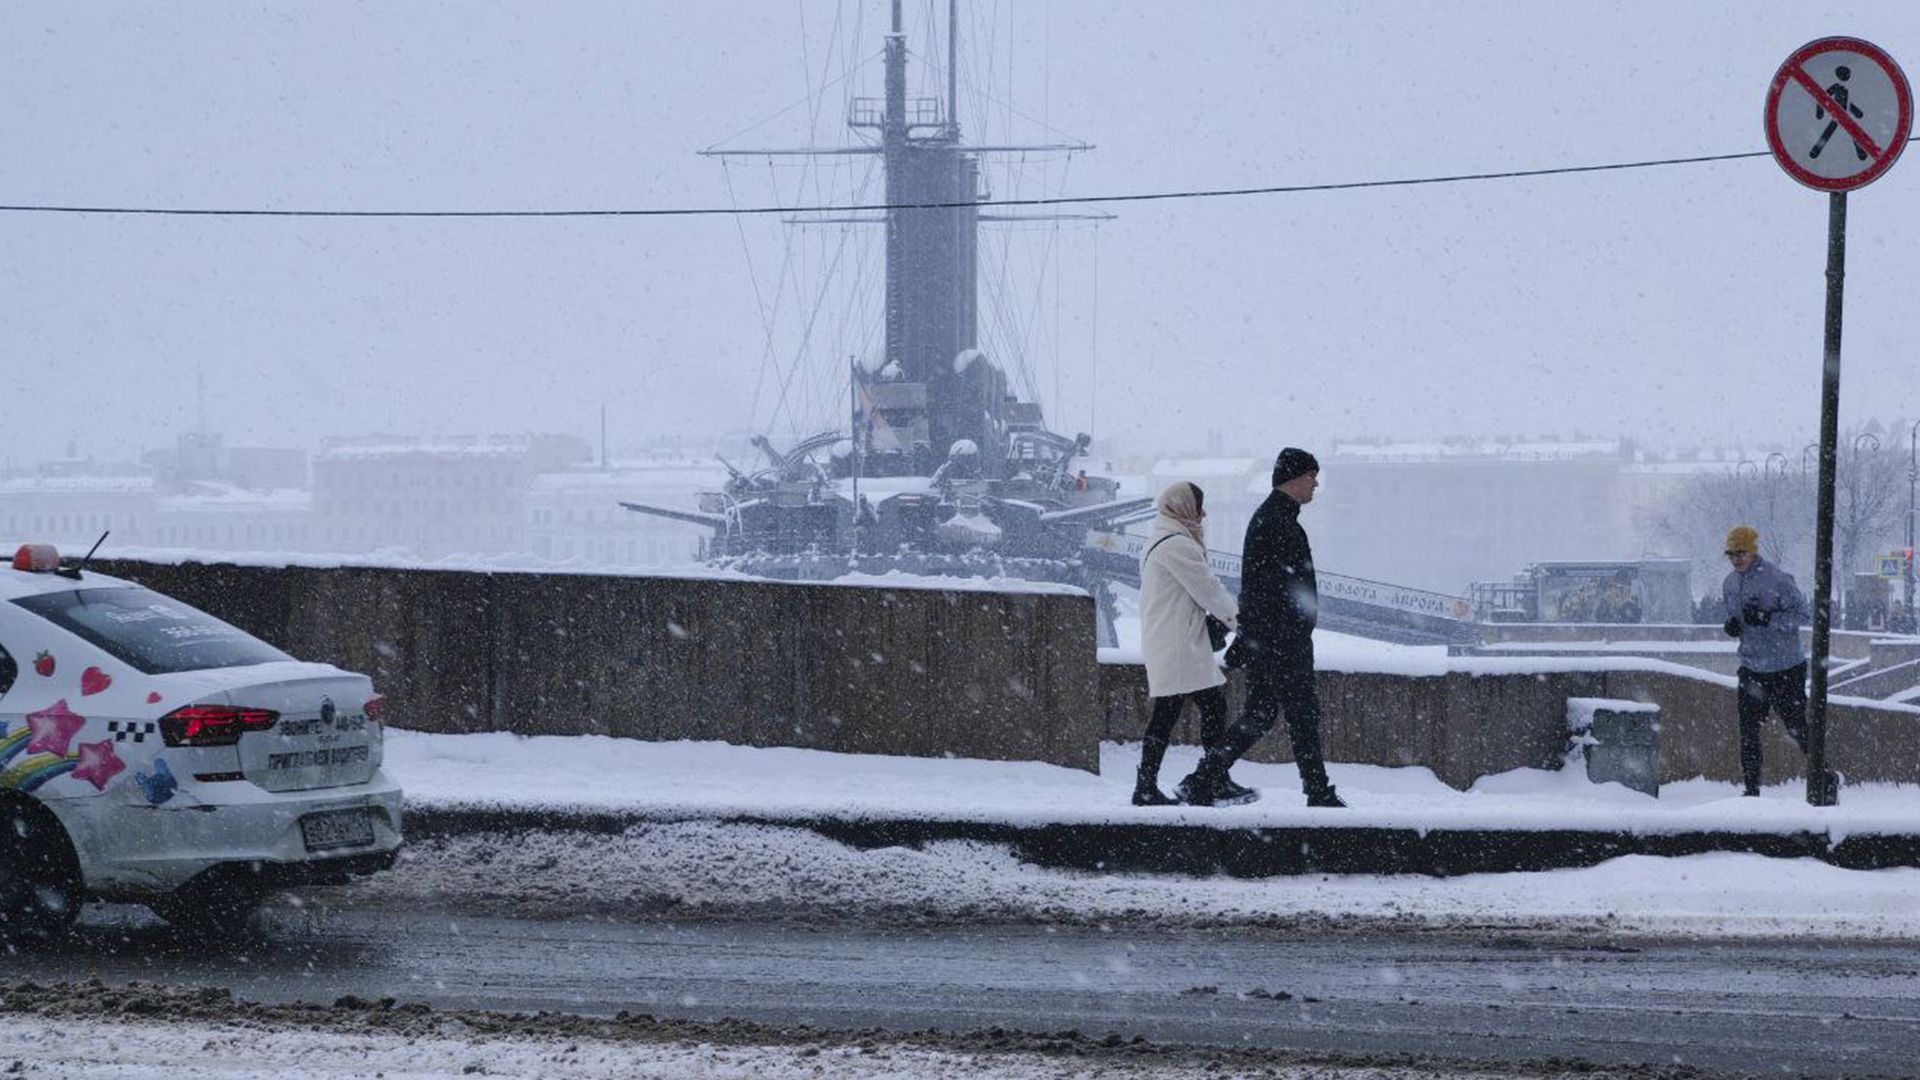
[8,143,1911,219]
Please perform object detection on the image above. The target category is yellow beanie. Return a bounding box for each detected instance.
[1726,525,1759,554]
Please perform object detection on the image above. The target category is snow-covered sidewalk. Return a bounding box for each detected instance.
[357,731,1920,939]
[385,729,1920,839]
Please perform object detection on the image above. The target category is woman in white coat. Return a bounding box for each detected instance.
[1133,481,1241,806]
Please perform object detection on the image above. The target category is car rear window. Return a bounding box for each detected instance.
[12,587,292,675]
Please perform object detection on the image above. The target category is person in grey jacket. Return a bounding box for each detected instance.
[1720,524,1812,796]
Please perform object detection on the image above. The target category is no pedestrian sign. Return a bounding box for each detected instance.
[1766,37,1912,191]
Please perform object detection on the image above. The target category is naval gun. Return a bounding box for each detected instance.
[624,377,1150,573]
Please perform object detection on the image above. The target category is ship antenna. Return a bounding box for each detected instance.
[948,0,959,137]
[849,356,862,555]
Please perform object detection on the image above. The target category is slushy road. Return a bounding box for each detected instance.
[10,907,1917,1078]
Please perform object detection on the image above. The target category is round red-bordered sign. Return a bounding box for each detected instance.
[1765,36,1911,192]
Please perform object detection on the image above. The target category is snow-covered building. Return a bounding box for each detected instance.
[147,485,316,552]
[0,474,157,549]
[311,434,592,557]
[527,455,725,566]
[144,432,308,494]
[1317,439,1721,594]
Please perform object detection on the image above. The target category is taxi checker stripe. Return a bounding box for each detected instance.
[1787,62,1888,160]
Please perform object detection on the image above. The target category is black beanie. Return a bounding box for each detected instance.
[1272,447,1320,487]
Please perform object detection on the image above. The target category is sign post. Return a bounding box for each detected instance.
[1764,36,1912,807]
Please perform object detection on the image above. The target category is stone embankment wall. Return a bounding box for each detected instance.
[1098,663,1920,789]
[96,559,1920,786]
[97,560,1102,771]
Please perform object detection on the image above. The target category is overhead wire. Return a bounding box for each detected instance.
[5,145,1879,220]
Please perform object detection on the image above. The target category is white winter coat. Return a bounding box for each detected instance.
[1139,518,1240,697]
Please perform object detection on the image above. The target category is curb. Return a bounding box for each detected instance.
[400,805,1920,877]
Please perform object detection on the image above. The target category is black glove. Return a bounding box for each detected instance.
[1222,635,1253,670]
[1723,616,1743,638]
[1742,603,1771,628]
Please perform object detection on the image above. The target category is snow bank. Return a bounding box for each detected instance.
[355,817,1920,940]
[0,1011,1254,1079]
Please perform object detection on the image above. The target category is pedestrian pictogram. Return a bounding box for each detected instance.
[1809,65,1869,161]
[1765,37,1912,192]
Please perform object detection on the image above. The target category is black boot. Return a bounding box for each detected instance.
[1175,748,1233,807]
[1128,753,1175,803]
[1305,785,1347,808]
[1132,783,1176,806]
[1213,774,1260,806]
[1173,773,1215,806]
[1133,736,1176,806]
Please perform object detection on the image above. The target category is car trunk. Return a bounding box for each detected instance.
[219,673,383,793]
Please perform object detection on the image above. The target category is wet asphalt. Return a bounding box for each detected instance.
[6,905,1918,1078]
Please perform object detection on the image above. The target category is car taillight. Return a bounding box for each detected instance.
[364,695,386,724]
[159,705,279,747]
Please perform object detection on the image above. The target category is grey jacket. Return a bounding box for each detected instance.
[1722,556,1810,674]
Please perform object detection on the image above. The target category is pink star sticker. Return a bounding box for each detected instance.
[24,699,86,757]
[70,740,125,791]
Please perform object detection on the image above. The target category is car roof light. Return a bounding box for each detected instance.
[11,544,59,572]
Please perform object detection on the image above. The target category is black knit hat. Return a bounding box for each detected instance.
[1272,447,1320,487]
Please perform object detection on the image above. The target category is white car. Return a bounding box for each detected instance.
[0,543,402,934]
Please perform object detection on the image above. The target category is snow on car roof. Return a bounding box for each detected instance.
[0,564,137,601]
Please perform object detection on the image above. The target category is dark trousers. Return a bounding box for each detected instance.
[1737,662,1809,791]
[1206,663,1332,796]
[1137,686,1228,790]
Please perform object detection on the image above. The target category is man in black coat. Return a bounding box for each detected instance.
[1175,447,1345,808]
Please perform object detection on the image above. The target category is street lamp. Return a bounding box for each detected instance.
[1764,452,1790,538]
[1801,443,1821,486]
[1838,433,1882,627]
[1736,459,1759,521]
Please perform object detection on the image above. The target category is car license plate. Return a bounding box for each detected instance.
[300,809,375,852]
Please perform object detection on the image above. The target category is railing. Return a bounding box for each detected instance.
[849,97,945,130]
[1083,529,1479,626]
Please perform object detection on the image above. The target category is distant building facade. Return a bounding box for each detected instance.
[145,432,309,494]
[310,434,592,557]
[1320,439,1719,594]
[527,457,719,566]
[1128,440,1734,598]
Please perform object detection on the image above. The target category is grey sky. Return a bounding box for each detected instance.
[4,1,1918,466]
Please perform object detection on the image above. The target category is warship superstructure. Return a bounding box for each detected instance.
[624,0,1149,631]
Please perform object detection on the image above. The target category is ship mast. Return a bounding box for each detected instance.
[874,0,978,461]
[701,1,1102,477]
